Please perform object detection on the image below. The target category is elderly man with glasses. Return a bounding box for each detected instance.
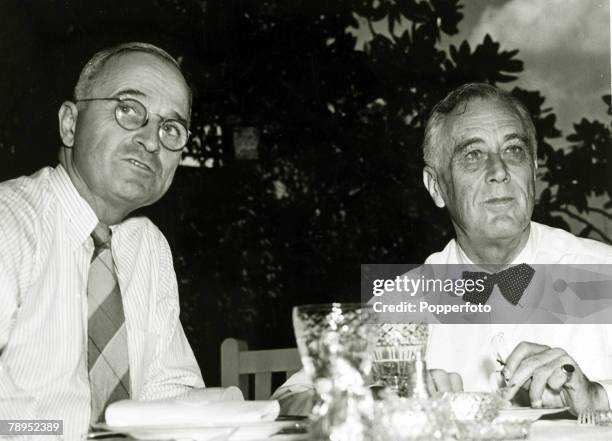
[0,42,203,439]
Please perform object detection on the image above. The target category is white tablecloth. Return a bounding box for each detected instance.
[251,420,612,441]
[529,420,612,441]
[98,417,611,440]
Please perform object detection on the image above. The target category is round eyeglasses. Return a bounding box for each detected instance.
[75,97,190,152]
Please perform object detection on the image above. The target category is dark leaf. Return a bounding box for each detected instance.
[539,188,552,208]
[603,95,611,116]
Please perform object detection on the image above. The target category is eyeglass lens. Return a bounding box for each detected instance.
[114,99,187,151]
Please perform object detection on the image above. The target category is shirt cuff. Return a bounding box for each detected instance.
[271,370,312,400]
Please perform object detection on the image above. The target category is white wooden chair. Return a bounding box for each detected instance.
[220,338,302,400]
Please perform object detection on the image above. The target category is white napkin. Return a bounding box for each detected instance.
[183,386,245,402]
[105,396,280,427]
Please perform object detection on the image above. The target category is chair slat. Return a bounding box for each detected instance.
[221,338,302,400]
[254,373,272,400]
[240,348,301,373]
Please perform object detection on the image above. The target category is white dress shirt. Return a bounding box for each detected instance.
[425,221,612,400]
[274,222,612,410]
[0,165,204,440]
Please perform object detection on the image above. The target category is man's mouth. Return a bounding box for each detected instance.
[125,158,154,173]
[485,197,515,205]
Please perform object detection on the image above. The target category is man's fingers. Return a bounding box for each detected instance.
[521,353,572,407]
[509,348,566,389]
[449,372,464,392]
[503,347,565,401]
[548,362,574,391]
[430,369,453,392]
[520,378,532,392]
[503,341,550,379]
[527,357,566,407]
[426,370,463,393]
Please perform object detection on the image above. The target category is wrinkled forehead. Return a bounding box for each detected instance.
[446,97,525,129]
[90,52,191,122]
[441,98,527,146]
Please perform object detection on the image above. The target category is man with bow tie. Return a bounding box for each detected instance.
[273,83,612,416]
[420,83,612,415]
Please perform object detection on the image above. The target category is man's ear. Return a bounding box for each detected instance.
[58,101,78,148]
[423,165,446,208]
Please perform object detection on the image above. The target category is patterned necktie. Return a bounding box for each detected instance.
[462,263,535,305]
[88,223,130,423]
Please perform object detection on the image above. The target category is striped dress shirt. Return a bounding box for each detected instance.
[0,165,204,440]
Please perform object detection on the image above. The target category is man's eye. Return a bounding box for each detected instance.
[162,122,180,138]
[117,103,138,115]
[505,145,525,155]
[465,150,482,161]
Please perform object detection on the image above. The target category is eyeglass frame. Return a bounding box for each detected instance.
[74,96,191,152]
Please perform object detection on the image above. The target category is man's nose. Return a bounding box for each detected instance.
[485,153,510,183]
[133,122,160,153]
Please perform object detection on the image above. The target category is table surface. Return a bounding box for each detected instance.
[529,420,612,441]
[240,420,610,441]
[259,420,612,441]
[100,417,612,441]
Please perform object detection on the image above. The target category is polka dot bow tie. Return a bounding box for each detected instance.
[461,263,535,305]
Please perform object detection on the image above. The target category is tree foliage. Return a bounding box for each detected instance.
[168,0,611,381]
[0,0,609,383]
[534,95,612,241]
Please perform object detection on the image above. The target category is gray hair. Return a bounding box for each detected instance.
[422,83,537,169]
[73,42,191,106]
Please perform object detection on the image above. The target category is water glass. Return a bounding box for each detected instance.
[292,303,378,441]
[372,323,430,398]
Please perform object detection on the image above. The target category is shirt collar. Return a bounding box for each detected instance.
[48,164,99,250]
[454,241,472,265]
[510,222,536,264]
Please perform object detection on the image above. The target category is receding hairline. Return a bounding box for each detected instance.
[423,84,537,169]
[441,96,530,134]
[73,42,191,102]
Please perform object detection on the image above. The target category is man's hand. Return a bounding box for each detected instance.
[500,341,610,415]
[427,369,463,393]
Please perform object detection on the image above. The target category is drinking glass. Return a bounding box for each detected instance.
[372,324,457,440]
[372,323,430,398]
[292,303,377,441]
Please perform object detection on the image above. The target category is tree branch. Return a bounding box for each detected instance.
[555,207,612,243]
[366,18,379,39]
[386,14,401,44]
[583,206,612,220]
